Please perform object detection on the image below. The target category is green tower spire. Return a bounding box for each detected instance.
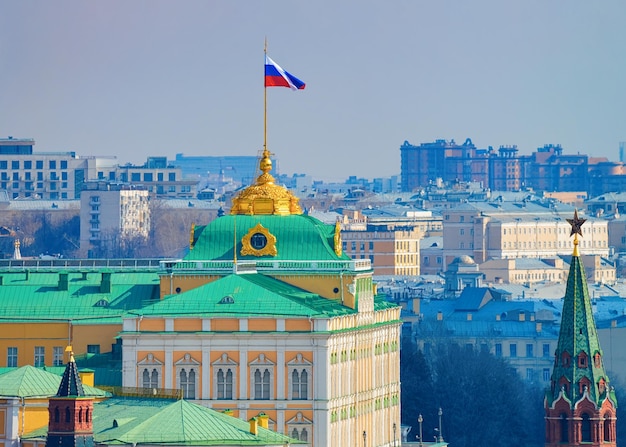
[545,210,617,447]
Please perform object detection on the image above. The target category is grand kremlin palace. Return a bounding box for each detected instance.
[0,149,402,447]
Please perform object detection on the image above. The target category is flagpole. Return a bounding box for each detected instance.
[263,38,268,155]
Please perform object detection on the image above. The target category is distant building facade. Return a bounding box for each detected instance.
[400,138,626,197]
[79,182,150,258]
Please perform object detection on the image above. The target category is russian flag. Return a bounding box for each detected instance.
[265,55,306,90]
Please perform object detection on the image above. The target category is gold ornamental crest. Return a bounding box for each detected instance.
[241,223,277,257]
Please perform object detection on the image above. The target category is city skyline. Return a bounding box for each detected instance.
[1,1,625,181]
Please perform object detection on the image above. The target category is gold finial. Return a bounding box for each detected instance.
[65,345,75,363]
[567,209,586,256]
[259,148,273,178]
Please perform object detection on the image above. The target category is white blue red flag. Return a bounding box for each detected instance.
[264,55,306,90]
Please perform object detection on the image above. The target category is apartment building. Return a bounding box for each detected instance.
[0,137,111,200]
[442,201,609,267]
[406,287,560,386]
[79,181,150,258]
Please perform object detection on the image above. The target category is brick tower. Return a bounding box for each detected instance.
[545,211,618,446]
[46,350,94,447]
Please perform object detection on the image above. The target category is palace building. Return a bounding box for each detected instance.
[119,149,402,447]
[544,211,618,446]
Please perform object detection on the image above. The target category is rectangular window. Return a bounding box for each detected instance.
[157,172,164,181]
[87,344,100,354]
[61,171,68,180]
[11,160,19,169]
[131,173,141,182]
[34,346,45,367]
[369,241,374,250]
[37,172,43,181]
[49,160,56,169]
[144,173,153,182]
[12,172,19,180]
[543,343,551,358]
[351,241,356,251]
[526,344,534,358]
[53,347,64,366]
[509,343,517,358]
[0,160,7,169]
[543,368,551,382]
[36,160,43,169]
[7,347,18,367]
[60,160,67,169]
[24,160,32,169]
[495,343,502,357]
[360,242,365,251]
[526,368,534,381]
[169,172,176,181]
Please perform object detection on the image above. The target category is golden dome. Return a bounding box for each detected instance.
[230,149,302,215]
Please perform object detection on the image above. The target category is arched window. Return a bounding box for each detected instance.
[292,369,308,400]
[604,413,612,442]
[217,368,233,399]
[179,368,196,399]
[54,407,60,423]
[86,408,91,423]
[142,368,159,389]
[581,413,591,442]
[300,428,308,441]
[65,407,71,423]
[560,413,568,443]
[254,368,271,400]
[291,428,299,440]
[78,408,83,423]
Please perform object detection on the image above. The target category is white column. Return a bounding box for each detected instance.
[276,350,285,400]
[202,349,210,399]
[165,349,173,389]
[122,338,138,387]
[240,350,248,399]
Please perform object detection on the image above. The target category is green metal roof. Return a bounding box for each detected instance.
[23,397,301,446]
[186,214,349,262]
[0,365,109,398]
[130,273,356,320]
[93,398,299,445]
[0,271,160,324]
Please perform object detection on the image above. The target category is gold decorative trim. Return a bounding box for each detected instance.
[334,221,342,256]
[241,223,277,257]
[189,223,196,250]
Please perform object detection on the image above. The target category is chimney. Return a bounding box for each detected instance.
[496,314,501,321]
[78,368,95,387]
[519,312,526,322]
[100,272,112,294]
[612,320,617,328]
[467,313,473,321]
[437,311,443,321]
[249,417,258,435]
[536,322,542,333]
[58,272,69,291]
[258,412,269,429]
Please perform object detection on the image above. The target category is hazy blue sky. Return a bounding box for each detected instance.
[1,1,625,181]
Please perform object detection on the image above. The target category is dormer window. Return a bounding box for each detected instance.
[219,296,234,304]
